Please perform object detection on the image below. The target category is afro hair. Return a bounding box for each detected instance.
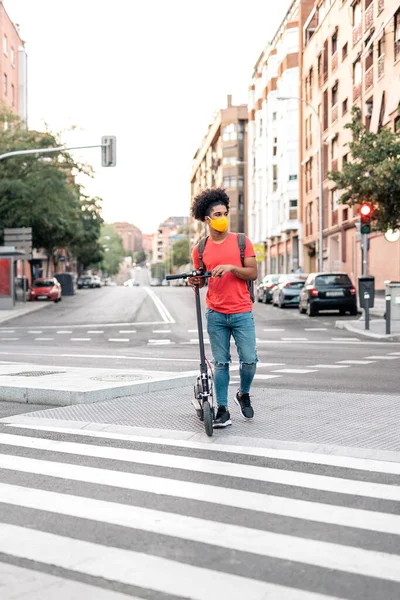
[190,188,230,222]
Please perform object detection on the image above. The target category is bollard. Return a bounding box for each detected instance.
[386,294,391,335]
[364,292,370,330]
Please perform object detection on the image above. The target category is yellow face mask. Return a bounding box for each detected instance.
[208,216,228,232]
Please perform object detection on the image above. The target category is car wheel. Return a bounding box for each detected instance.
[350,307,358,316]
[299,302,306,314]
[263,292,268,304]
[307,301,317,317]
[339,309,346,315]
[278,296,285,309]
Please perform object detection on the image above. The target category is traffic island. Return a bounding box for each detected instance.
[335,318,400,340]
[0,362,197,406]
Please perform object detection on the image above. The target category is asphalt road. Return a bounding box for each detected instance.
[0,267,398,396]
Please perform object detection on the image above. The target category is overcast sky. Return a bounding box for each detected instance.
[8,0,292,233]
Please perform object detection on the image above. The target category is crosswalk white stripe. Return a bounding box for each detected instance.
[2,483,400,582]
[0,524,341,600]
[1,562,138,600]
[5,423,400,475]
[1,454,400,523]
[0,434,399,500]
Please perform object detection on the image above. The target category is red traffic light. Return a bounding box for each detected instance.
[360,203,372,217]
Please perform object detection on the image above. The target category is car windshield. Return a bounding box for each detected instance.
[316,274,352,287]
[287,281,305,289]
[33,280,54,287]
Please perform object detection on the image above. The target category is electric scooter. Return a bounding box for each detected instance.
[166,269,215,437]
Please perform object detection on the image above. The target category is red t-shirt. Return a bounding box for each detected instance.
[192,233,256,314]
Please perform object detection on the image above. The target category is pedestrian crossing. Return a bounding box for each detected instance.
[0,424,400,599]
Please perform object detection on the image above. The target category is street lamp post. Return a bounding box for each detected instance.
[277,96,324,272]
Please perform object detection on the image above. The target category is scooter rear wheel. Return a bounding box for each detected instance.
[203,401,213,437]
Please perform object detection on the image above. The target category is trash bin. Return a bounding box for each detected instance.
[385,281,400,321]
[358,276,375,309]
[54,273,75,296]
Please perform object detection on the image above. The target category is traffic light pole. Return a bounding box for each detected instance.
[362,232,368,276]
[0,137,116,165]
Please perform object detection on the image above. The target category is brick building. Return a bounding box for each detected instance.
[301,0,400,288]
[112,222,143,255]
[0,1,27,121]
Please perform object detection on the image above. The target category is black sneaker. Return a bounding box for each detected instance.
[235,391,254,420]
[213,406,232,428]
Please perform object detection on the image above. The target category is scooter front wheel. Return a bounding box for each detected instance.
[203,400,213,437]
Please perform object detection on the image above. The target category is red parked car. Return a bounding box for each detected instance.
[29,277,62,302]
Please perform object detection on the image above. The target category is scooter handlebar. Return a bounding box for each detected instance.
[166,270,212,281]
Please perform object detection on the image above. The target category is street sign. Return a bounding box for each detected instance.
[253,244,265,263]
[4,227,32,257]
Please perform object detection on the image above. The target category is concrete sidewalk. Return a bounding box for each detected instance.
[336,316,400,340]
[0,300,51,325]
[0,362,198,406]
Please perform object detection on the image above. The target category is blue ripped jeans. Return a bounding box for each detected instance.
[206,308,258,408]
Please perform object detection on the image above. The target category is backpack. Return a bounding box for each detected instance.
[197,233,255,303]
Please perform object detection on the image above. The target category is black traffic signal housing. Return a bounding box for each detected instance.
[359,203,373,234]
[101,136,117,167]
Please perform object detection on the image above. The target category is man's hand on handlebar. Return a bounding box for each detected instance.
[188,276,205,288]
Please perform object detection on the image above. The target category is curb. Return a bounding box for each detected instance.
[0,371,197,407]
[335,319,400,341]
[0,301,52,325]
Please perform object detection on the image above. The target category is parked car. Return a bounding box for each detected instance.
[92,275,102,288]
[29,277,62,302]
[150,278,161,286]
[257,274,281,303]
[77,275,97,289]
[123,278,140,287]
[299,272,358,317]
[272,274,307,308]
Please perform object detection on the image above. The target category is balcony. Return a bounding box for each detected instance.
[365,65,374,90]
[365,3,374,31]
[353,82,362,101]
[378,54,385,78]
[331,158,338,171]
[378,0,384,12]
[352,23,362,45]
[331,52,338,73]
[331,104,339,123]
[318,73,324,88]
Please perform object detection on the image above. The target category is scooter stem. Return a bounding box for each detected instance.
[194,284,207,374]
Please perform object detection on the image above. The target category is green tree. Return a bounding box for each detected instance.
[328,107,400,232]
[171,238,190,267]
[100,223,125,276]
[133,249,146,265]
[70,196,104,276]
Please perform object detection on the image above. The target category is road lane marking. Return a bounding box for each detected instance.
[312,364,351,369]
[281,337,308,341]
[189,338,210,344]
[258,362,286,367]
[108,338,130,343]
[28,330,42,334]
[34,338,54,341]
[119,330,136,333]
[188,329,207,333]
[144,286,175,324]
[365,355,400,360]
[148,339,173,345]
[254,374,282,380]
[331,337,360,341]
[70,338,91,342]
[0,337,19,341]
[304,328,327,331]
[389,352,400,355]
[0,523,341,600]
[0,329,15,333]
[0,351,198,362]
[87,330,104,334]
[273,369,318,374]
[3,484,400,582]
[263,328,285,332]
[57,330,72,334]
[337,360,376,365]
[153,329,172,333]
[0,446,399,501]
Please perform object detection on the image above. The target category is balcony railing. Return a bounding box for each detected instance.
[289,208,298,220]
[331,52,338,72]
[365,3,374,31]
[378,54,385,78]
[353,82,362,101]
[352,23,362,45]
[365,64,374,90]
[331,158,338,171]
[378,0,384,12]
[331,104,339,123]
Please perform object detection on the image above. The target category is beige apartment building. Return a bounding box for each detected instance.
[301,0,400,289]
[190,95,248,241]
[112,222,143,254]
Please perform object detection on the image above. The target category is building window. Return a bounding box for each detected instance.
[11,83,14,106]
[342,98,348,114]
[222,124,237,142]
[223,176,237,188]
[332,82,338,106]
[394,115,400,132]
[238,121,245,140]
[332,137,339,160]
[238,176,244,189]
[342,43,348,60]
[222,156,237,165]
[353,59,362,85]
[395,9,400,61]
[272,165,278,191]
[3,35,7,56]
[343,208,349,221]
[332,29,338,54]
[289,174,298,181]
[272,112,277,121]
[273,137,278,156]
[10,47,15,67]
[259,117,263,137]
[353,1,362,26]
[331,189,339,211]
[343,153,349,164]
[3,73,7,95]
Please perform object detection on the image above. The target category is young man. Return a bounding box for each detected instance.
[189,188,258,428]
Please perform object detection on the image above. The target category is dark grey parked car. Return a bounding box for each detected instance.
[299,272,358,317]
[257,274,281,303]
